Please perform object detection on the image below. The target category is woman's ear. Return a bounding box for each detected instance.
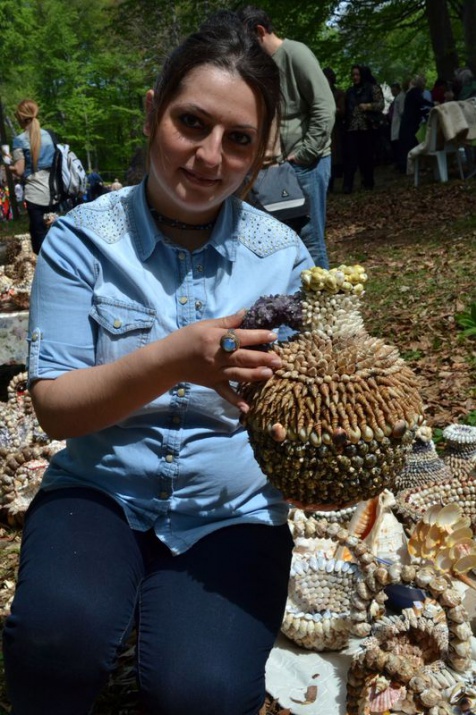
[143,89,155,137]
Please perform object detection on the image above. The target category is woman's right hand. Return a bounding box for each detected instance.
[161,311,282,412]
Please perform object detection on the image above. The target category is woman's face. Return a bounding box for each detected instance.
[351,67,361,85]
[145,65,261,224]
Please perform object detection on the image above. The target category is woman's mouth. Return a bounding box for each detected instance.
[181,168,220,187]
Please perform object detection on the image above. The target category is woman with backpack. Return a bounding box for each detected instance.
[9,99,59,254]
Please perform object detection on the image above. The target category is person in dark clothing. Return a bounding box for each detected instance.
[397,75,433,173]
[87,169,107,201]
[323,67,346,192]
[342,64,384,193]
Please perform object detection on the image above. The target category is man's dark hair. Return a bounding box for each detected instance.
[238,5,274,35]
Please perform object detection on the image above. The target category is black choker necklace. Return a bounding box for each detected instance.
[149,206,215,232]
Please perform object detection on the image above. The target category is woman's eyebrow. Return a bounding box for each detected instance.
[178,103,258,130]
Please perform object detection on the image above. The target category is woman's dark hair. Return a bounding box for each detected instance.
[147,11,281,186]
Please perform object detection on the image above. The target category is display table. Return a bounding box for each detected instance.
[0,309,29,365]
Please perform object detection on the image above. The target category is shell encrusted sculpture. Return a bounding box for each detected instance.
[0,234,36,310]
[282,509,388,652]
[347,562,474,715]
[395,471,476,532]
[394,426,452,494]
[0,373,65,526]
[240,266,424,505]
[441,424,476,479]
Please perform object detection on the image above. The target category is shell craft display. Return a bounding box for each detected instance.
[347,562,474,715]
[0,234,36,311]
[394,425,452,494]
[396,472,476,532]
[283,510,391,651]
[0,373,65,526]
[240,265,424,505]
[441,424,476,479]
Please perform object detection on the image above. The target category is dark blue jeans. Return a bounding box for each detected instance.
[3,488,293,715]
[25,201,59,255]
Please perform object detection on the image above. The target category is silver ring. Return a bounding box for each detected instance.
[220,329,240,353]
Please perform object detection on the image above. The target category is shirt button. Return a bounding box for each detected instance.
[196,264,203,272]
[31,332,39,342]
[179,296,188,305]
[195,300,203,310]
[113,319,122,329]
[177,388,186,398]
[172,415,181,425]
[159,491,169,500]
[165,454,174,463]
[178,252,186,261]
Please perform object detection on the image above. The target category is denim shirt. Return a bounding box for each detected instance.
[28,180,313,554]
[12,129,56,177]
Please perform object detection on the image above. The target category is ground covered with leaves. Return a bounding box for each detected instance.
[0,165,475,713]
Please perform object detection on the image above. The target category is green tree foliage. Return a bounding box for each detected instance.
[0,0,474,182]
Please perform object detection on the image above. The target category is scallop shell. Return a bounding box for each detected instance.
[369,683,406,712]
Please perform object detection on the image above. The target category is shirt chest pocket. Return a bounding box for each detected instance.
[90,297,156,365]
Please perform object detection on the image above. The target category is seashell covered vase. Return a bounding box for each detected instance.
[240,266,424,506]
[442,424,476,479]
[394,425,453,493]
[347,562,473,715]
[283,510,390,652]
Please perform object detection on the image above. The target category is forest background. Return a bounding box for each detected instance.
[1,0,475,182]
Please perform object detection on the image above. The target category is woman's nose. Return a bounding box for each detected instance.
[196,129,223,166]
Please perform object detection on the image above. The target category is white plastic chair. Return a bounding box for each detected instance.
[413,108,465,186]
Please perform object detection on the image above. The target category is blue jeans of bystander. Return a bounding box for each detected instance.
[291,155,331,268]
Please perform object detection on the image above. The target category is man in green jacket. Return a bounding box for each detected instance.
[240,5,336,268]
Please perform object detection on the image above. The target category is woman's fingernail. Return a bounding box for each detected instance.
[260,367,273,378]
[267,332,277,342]
[269,358,281,368]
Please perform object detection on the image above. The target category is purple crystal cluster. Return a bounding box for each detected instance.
[241,291,303,331]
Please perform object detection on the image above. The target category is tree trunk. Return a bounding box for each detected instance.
[461,0,476,73]
[425,0,459,80]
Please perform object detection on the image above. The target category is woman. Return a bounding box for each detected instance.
[9,100,59,254]
[397,75,433,173]
[342,64,384,193]
[2,13,314,715]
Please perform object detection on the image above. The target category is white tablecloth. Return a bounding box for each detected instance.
[266,634,361,715]
[0,310,29,365]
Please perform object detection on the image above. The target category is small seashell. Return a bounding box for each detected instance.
[419,688,441,708]
[415,567,434,587]
[270,422,287,443]
[369,683,406,713]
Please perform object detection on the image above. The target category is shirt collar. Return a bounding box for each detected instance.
[127,178,240,262]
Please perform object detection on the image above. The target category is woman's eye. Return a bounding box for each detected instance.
[180,114,202,129]
[229,132,252,146]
